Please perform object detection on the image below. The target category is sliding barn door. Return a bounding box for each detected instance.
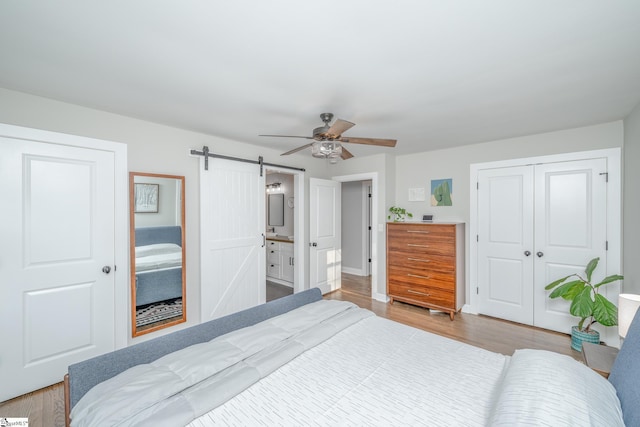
[200,158,265,321]
[0,134,117,401]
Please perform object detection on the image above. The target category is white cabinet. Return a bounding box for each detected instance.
[266,240,294,286]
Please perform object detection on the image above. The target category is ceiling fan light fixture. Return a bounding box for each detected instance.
[311,141,342,159]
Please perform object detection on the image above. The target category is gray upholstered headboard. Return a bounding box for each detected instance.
[66,288,322,409]
[134,225,182,247]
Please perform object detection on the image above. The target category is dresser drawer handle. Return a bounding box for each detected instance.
[408,257,430,263]
[407,244,429,248]
[408,273,430,279]
[406,230,430,234]
[407,289,431,296]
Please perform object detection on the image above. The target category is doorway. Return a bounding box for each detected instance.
[331,172,379,300]
[265,169,302,301]
[341,180,373,296]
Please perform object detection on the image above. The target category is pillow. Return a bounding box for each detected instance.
[609,307,640,427]
[490,349,624,426]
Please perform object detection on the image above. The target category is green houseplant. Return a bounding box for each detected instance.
[545,257,623,351]
[388,206,413,222]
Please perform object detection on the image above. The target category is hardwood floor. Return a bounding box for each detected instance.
[334,273,579,359]
[0,273,578,426]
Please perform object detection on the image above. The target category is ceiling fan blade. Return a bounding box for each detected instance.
[339,137,397,147]
[260,134,314,139]
[340,146,354,160]
[281,143,313,156]
[326,119,355,138]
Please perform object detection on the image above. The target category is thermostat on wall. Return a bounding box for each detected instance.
[422,214,433,222]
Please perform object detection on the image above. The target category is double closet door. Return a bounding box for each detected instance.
[477,158,608,334]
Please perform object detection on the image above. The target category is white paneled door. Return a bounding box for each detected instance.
[532,159,607,332]
[477,158,608,333]
[200,158,265,321]
[477,166,534,325]
[0,135,117,402]
[309,178,341,294]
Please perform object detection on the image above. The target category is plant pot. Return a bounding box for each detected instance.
[571,326,600,352]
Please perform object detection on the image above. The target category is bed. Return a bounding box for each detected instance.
[65,287,640,426]
[134,226,184,307]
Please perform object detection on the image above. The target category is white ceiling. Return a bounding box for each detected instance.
[1,1,640,159]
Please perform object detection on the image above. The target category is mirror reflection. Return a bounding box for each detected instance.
[130,172,186,336]
[268,193,284,226]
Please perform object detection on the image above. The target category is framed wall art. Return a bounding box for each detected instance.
[431,178,453,206]
[134,183,159,213]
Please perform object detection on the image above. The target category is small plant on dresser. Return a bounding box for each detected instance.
[387,206,413,222]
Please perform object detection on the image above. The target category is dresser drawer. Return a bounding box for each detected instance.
[387,251,455,273]
[388,266,455,290]
[386,225,455,256]
[387,223,455,237]
[388,282,455,309]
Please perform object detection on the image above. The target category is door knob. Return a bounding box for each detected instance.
[536,252,544,258]
[102,266,111,274]
[524,251,531,256]
[309,242,318,247]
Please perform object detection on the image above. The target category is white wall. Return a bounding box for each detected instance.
[394,121,624,305]
[624,102,640,293]
[0,87,331,343]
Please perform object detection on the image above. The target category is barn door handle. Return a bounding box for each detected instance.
[537,251,544,258]
[524,251,531,256]
[102,266,111,274]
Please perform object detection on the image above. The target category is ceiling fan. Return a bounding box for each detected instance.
[259,113,397,162]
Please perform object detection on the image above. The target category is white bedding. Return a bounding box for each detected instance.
[135,243,182,272]
[189,314,509,426]
[71,299,624,427]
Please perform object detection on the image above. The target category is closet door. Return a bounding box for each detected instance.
[0,133,118,401]
[477,166,534,324]
[200,157,265,321]
[477,158,609,333]
[532,158,608,332]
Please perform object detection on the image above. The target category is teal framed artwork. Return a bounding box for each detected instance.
[431,178,453,206]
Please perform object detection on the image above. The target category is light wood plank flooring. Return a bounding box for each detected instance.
[334,272,579,359]
[0,273,578,427]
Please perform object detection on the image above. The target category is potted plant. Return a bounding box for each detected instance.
[545,257,623,352]
[388,206,413,222]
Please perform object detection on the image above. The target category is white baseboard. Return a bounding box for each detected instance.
[266,278,293,288]
[462,304,478,314]
[373,292,389,303]
[342,266,366,276]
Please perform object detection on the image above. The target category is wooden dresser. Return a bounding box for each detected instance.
[386,222,465,320]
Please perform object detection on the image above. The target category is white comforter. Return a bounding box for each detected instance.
[189,309,508,426]
[135,243,182,272]
[71,299,624,426]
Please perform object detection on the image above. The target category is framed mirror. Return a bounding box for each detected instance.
[268,193,284,226]
[129,172,186,336]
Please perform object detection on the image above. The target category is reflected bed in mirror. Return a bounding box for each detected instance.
[130,172,186,336]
